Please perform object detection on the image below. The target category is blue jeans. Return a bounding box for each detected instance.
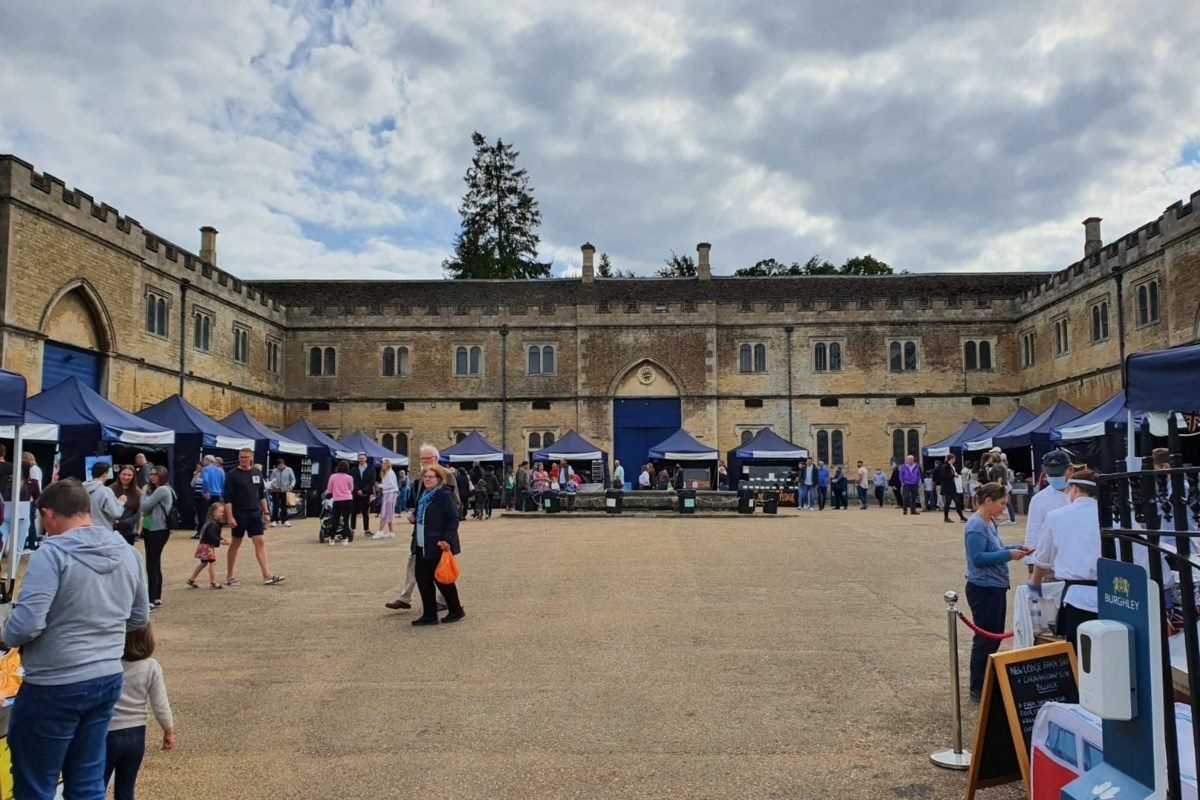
[105,725,146,800]
[857,486,868,508]
[799,485,814,508]
[9,672,123,800]
[965,583,1007,695]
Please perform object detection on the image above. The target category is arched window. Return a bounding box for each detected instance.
[829,342,842,371]
[1149,281,1159,322]
[906,429,920,458]
[542,345,555,374]
[831,430,843,465]
[396,347,409,377]
[146,296,156,333]
[469,346,481,375]
[396,433,408,455]
[753,343,766,372]
[964,341,977,371]
[308,346,322,376]
[979,341,992,370]
[381,433,394,450]
[889,341,902,372]
[323,347,336,376]
[904,341,917,371]
[543,431,555,446]
[814,343,827,372]
[455,431,467,443]
[156,298,167,337]
[455,346,468,375]
[1137,285,1148,324]
[739,343,752,373]
[382,346,395,376]
[528,346,541,375]
[740,430,753,444]
[892,429,905,463]
[816,430,829,463]
[528,432,542,450]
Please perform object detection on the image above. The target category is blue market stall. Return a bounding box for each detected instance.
[27,377,174,479]
[221,408,309,467]
[964,406,1038,454]
[922,419,989,465]
[531,429,608,485]
[993,399,1083,474]
[278,419,358,514]
[0,369,28,604]
[137,395,256,528]
[648,428,719,489]
[438,431,512,467]
[1050,390,1143,471]
[1126,341,1200,464]
[728,428,809,492]
[338,430,408,466]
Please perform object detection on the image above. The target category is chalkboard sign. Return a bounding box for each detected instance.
[965,641,1078,798]
[299,457,313,490]
[591,459,605,484]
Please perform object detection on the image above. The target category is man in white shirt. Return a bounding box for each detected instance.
[800,458,816,510]
[1024,450,1074,555]
[1030,469,1102,648]
[638,465,652,490]
[613,460,625,489]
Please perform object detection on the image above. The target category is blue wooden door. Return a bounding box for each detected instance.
[613,398,681,488]
[42,341,102,392]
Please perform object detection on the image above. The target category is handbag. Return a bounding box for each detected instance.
[434,542,460,584]
[285,491,298,507]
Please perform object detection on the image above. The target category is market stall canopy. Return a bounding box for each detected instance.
[137,395,255,451]
[1126,342,1200,413]
[733,428,809,460]
[28,377,174,445]
[1051,391,1141,442]
[964,407,1037,451]
[0,369,26,428]
[648,429,719,461]
[0,410,60,442]
[439,431,511,464]
[221,409,309,455]
[992,400,1083,450]
[532,429,605,462]
[278,419,358,461]
[339,430,409,465]
[923,420,989,458]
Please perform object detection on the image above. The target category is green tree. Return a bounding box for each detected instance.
[443,132,549,279]
[597,252,633,278]
[734,258,804,276]
[656,250,696,277]
[803,255,838,275]
[839,254,893,275]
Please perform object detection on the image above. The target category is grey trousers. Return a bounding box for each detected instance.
[398,551,445,602]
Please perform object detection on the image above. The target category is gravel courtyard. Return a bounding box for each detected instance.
[132,507,1028,799]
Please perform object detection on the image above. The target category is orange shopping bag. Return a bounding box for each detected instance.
[434,541,460,584]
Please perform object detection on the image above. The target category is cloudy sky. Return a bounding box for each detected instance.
[2,1,1198,279]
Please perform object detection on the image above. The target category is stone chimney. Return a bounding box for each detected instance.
[200,226,218,264]
[1082,217,1102,257]
[696,242,711,280]
[581,242,595,283]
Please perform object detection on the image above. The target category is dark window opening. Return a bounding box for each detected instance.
[531,400,551,410]
[744,398,763,409]
[310,401,330,412]
[385,401,405,412]
[896,396,915,406]
[971,396,991,406]
[460,400,479,411]
[820,397,839,407]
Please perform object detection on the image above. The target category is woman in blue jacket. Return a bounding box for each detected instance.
[411,464,465,626]
[963,481,1032,700]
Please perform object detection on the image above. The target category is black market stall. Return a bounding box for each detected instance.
[992,399,1083,477]
[531,429,608,486]
[728,427,808,505]
[137,394,256,529]
[278,419,359,515]
[26,376,175,480]
[337,430,409,468]
[648,428,718,489]
[1048,390,1143,471]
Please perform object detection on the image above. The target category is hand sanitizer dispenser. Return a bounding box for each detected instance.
[1077,620,1136,721]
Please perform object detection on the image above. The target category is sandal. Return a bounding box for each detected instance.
[263,575,285,585]
[186,580,199,589]
[210,583,224,590]
[226,578,240,586]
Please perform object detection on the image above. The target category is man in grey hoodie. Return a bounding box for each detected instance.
[82,459,124,531]
[2,478,149,799]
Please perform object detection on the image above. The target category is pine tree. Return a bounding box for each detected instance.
[597,252,633,278]
[656,250,696,277]
[443,132,549,279]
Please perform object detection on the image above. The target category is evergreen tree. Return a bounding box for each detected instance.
[597,252,633,278]
[656,250,697,277]
[839,254,893,275]
[443,132,549,279]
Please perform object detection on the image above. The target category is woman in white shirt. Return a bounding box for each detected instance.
[375,458,400,539]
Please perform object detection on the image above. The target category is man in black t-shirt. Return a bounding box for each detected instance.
[223,448,283,586]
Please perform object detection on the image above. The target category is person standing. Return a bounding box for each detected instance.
[386,445,447,612]
[900,455,922,515]
[196,454,225,541]
[963,481,1031,701]
[326,461,354,545]
[717,461,729,491]
[2,479,149,799]
[831,467,848,509]
[888,463,902,509]
[454,467,470,520]
[799,458,816,510]
[613,460,625,490]
[350,453,377,538]
[1030,471,1103,648]
[105,624,175,800]
[924,463,939,512]
[375,458,399,538]
[110,465,143,545]
[514,461,530,511]
[856,461,870,510]
[484,466,500,519]
[961,462,976,511]
[269,458,295,528]
[940,454,968,523]
[84,460,124,531]
[133,452,152,490]
[409,464,466,626]
[816,460,830,511]
[637,464,652,490]
[223,448,283,585]
[1024,450,1072,556]
[472,461,488,521]
[139,466,176,610]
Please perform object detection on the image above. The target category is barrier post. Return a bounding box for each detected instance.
[930,590,972,770]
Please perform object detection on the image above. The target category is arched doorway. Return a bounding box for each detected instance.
[39,281,112,393]
[611,360,682,486]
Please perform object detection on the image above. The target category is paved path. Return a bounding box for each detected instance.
[134,508,1027,799]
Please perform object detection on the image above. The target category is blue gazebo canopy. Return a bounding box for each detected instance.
[1052,391,1141,442]
[279,419,358,461]
[28,377,174,446]
[993,400,1083,450]
[648,429,718,461]
[1127,342,1200,413]
[0,369,27,428]
[964,406,1037,451]
[923,420,989,458]
[532,429,606,463]
[439,431,511,464]
[339,430,408,465]
[733,428,808,460]
[222,409,308,455]
[137,395,255,452]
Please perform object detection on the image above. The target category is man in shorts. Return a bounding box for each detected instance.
[223,447,284,586]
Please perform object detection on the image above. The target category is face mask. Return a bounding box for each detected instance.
[1047,476,1068,491]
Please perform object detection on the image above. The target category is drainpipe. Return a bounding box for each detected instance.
[1112,264,1134,467]
[500,325,509,455]
[785,326,795,441]
[178,279,189,396]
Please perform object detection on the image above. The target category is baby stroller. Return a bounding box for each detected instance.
[317,493,347,543]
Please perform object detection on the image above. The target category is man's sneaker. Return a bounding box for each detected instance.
[270,521,278,527]
[283,521,291,527]
[341,539,350,546]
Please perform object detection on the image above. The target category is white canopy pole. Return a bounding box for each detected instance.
[1125,409,1137,470]
[7,426,25,592]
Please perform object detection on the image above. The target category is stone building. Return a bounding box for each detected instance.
[2,153,1197,473]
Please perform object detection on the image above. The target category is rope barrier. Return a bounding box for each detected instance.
[955,610,1013,641]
